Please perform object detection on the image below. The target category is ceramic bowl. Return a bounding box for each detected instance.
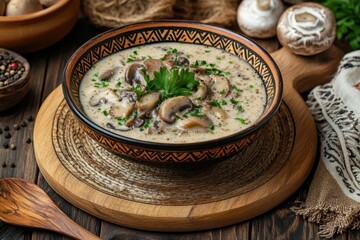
[63,21,283,164]
[0,0,80,53]
[0,48,30,111]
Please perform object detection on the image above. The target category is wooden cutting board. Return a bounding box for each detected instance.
[34,46,343,232]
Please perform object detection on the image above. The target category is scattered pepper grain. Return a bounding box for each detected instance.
[4,132,11,139]
[10,144,16,150]
[13,124,20,130]
[26,138,32,144]
[3,125,9,131]
[20,121,27,127]
[3,142,9,149]
[1,162,6,168]
[27,115,33,122]
[10,163,16,168]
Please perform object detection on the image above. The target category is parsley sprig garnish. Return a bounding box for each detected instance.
[144,67,199,101]
[322,0,360,49]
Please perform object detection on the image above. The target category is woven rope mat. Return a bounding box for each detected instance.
[52,100,294,206]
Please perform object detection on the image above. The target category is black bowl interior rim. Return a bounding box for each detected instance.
[62,20,283,151]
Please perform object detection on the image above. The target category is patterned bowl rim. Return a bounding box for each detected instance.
[62,20,283,151]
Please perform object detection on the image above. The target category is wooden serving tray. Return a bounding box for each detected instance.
[34,46,343,232]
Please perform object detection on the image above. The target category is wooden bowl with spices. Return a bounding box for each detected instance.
[63,21,283,165]
[0,48,30,111]
[0,0,80,53]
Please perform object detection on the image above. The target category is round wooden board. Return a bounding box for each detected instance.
[34,46,343,232]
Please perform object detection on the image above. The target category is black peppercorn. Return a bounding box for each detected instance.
[26,138,32,144]
[13,124,20,130]
[20,121,27,127]
[10,163,16,168]
[3,142,9,149]
[27,115,33,122]
[10,144,16,150]
[4,132,11,139]
[1,162,6,168]
[4,126,9,131]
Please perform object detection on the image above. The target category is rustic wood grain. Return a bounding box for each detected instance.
[32,46,343,235]
[1,17,356,240]
[32,19,104,240]
[0,178,100,240]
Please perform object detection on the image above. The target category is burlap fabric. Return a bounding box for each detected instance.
[292,51,360,238]
[81,0,238,28]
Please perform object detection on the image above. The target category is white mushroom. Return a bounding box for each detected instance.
[181,116,212,129]
[109,91,136,118]
[158,96,193,123]
[125,63,146,87]
[6,0,43,16]
[210,75,231,99]
[237,0,285,38]
[191,80,208,101]
[277,2,336,56]
[135,92,161,117]
[143,59,164,78]
[203,105,228,122]
[89,89,120,107]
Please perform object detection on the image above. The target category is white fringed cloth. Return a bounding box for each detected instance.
[292,50,360,238]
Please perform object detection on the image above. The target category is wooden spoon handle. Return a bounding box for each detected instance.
[0,178,101,240]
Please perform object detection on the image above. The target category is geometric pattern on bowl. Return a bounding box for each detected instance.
[63,21,282,164]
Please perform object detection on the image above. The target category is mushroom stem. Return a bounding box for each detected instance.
[295,12,317,23]
[257,0,270,11]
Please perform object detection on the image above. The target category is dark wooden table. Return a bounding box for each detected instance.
[0,18,356,240]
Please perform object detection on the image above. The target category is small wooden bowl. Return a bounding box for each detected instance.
[0,0,80,53]
[0,48,30,111]
[63,21,283,165]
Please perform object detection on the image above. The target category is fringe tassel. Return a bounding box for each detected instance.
[291,202,360,238]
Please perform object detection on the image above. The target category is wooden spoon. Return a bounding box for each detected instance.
[0,178,101,240]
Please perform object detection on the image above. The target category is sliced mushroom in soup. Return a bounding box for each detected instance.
[79,42,266,143]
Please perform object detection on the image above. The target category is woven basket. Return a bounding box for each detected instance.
[81,0,238,28]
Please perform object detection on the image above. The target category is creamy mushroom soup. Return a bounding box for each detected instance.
[79,42,266,143]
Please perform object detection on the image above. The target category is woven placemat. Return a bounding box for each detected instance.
[52,100,294,206]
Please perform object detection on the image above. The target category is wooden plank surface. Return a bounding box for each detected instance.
[1,17,359,240]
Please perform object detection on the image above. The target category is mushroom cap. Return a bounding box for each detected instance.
[237,0,285,38]
[277,2,336,56]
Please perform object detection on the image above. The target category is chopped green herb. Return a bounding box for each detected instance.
[249,84,254,88]
[145,67,199,101]
[140,119,153,131]
[130,84,144,100]
[185,106,204,117]
[93,73,99,77]
[232,85,243,93]
[209,124,215,133]
[115,81,121,87]
[205,50,211,53]
[195,97,204,102]
[116,117,128,126]
[201,60,207,65]
[130,110,138,118]
[220,99,227,106]
[210,100,222,109]
[230,99,239,105]
[229,61,234,64]
[216,56,221,60]
[237,105,244,113]
[235,118,247,125]
[166,47,178,55]
[103,110,109,116]
[94,78,110,88]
